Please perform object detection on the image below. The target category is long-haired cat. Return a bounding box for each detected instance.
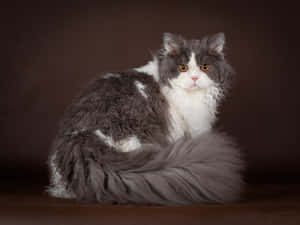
[47,32,244,205]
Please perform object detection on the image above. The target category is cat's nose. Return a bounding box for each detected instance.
[191,77,198,82]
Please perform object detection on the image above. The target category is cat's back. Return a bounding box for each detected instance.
[79,70,162,105]
[59,70,169,143]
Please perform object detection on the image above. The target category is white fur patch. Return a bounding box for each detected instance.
[135,81,148,99]
[102,73,121,79]
[94,130,141,152]
[48,152,75,199]
[134,57,159,82]
[94,130,115,147]
[162,83,221,141]
[117,136,142,152]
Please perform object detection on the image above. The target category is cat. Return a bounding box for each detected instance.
[47,32,244,205]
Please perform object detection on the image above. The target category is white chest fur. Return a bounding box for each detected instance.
[162,85,221,141]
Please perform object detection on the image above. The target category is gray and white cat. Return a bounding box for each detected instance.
[47,32,244,205]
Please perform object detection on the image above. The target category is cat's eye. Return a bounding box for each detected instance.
[200,64,210,71]
[179,64,188,72]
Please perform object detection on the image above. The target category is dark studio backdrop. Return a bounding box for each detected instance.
[1,0,299,191]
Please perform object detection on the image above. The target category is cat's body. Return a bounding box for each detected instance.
[47,33,244,205]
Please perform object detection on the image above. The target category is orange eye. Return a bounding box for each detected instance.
[179,64,188,72]
[200,64,209,71]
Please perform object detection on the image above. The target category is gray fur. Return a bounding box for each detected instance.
[46,33,244,205]
[158,32,234,92]
[49,131,244,205]
[57,71,171,144]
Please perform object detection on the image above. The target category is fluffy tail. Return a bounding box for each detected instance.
[47,131,245,205]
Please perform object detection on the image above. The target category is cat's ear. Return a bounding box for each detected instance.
[208,32,225,56]
[163,33,183,55]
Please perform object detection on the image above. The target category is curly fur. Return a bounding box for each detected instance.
[46,32,245,205]
[48,131,244,205]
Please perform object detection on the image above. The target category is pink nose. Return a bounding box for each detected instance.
[191,77,198,82]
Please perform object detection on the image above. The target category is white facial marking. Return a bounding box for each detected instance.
[94,130,141,152]
[135,81,148,99]
[134,57,159,82]
[102,73,121,79]
[172,52,214,90]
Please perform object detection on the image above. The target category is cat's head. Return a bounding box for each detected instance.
[158,33,234,93]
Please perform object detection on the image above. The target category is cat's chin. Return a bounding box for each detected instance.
[185,86,200,92]
[184,84,211,92]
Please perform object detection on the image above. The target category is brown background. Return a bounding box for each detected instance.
[1,0,300,190]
